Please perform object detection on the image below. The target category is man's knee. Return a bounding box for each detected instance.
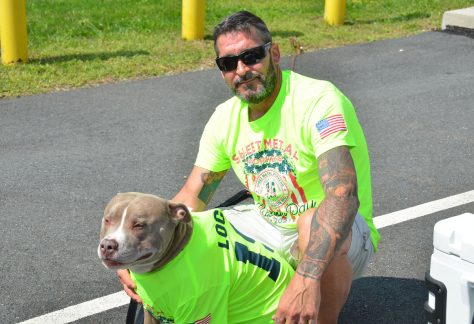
[338,230,352,256]
[296,210,353,250]
[295,209,314,252]
[319,253,353,324]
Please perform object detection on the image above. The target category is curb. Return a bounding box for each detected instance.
[442,7,474,31]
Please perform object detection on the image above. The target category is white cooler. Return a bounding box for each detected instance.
[425,213,474,324]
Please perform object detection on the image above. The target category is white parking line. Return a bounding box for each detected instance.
[373,190,474,229]
[18,189,474,324]
[17,291,130,324]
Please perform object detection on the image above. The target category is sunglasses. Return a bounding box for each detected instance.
[216,42,272,72]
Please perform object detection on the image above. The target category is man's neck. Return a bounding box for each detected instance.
[248,69,283,121]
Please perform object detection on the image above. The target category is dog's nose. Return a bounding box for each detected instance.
[100,238,118,257]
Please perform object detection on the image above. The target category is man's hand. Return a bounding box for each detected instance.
[117,269,142,303]
[273,272,319,323]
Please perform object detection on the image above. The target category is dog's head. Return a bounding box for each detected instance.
[98,192,191,273]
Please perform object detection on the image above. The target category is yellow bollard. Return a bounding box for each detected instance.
[0,0,28,64]
[182,0,205,40]
[324,0,346,26]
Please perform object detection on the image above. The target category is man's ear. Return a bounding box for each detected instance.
[168,202,192,224]
[270,43,280,66]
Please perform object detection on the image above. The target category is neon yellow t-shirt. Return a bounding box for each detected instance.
[195,70,380,250]
[131,209,294,324]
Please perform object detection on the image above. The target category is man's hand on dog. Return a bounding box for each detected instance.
[117,269,142,303]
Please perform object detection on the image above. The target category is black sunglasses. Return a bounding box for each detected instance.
[216,42,272,72]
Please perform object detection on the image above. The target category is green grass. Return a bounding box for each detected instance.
[1,0,473,98]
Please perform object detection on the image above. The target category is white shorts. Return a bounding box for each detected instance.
[223,204,373,279]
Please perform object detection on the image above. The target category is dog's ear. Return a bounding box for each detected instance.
[168,202,192,224]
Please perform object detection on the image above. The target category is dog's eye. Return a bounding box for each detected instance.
[104,218,110,224]
[133,223,146,230]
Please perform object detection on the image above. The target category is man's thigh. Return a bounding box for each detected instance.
[348,214,374,279]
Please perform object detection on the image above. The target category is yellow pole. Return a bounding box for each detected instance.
[0,0,28,65]
[324,0,346,26]
[182,0,205,40]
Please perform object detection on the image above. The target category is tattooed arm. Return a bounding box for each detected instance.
[274,146,359,322]
[298,145,359,279]
[172,166,228,212]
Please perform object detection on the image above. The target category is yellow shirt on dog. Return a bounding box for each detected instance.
[131,209,294,324]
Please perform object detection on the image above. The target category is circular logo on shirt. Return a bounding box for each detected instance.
[254,168,290,209]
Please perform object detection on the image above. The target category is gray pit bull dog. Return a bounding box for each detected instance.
[98,192,294,324]
[98,192,191,274]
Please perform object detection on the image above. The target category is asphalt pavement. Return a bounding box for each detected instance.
[0,30,473,323]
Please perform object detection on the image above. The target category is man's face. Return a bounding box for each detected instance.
[216,31,280,104]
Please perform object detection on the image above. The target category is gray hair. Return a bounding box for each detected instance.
[213,11,272,55]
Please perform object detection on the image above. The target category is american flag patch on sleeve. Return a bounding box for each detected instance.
[194,313,212,324]
[315,114,347,139]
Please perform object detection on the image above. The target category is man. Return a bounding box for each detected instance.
[118,11,381,323]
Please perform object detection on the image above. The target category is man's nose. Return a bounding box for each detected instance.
[235,58,250,76]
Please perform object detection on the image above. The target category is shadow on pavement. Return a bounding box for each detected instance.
[349,11,430,25]
[340,277,427,323]
[441,27,474,39]
[29,50,150,64]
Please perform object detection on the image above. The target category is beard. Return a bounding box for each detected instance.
[231,61,278,104]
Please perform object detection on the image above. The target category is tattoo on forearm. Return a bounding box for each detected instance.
[197,171,226,205]
[296,212,331,280]
[297,146,359,280]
